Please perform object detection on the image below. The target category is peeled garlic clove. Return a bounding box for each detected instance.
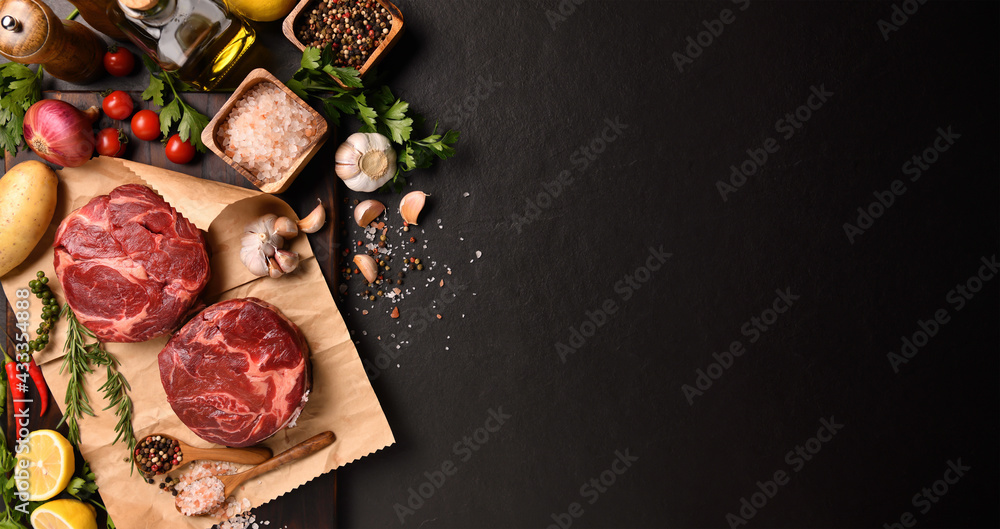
[298,201,326,233]
[240,246,269,277]
[273,216,299,239]
[399,191,427,225]
[354,199,385,227]
[335,132,397,192]
[353,254,379,283]
[274,249,300,274]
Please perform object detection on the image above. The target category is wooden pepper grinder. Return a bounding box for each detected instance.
[65,0,128,40]
[0,0,105,84]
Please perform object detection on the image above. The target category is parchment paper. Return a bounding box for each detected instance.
[0,157,395,528]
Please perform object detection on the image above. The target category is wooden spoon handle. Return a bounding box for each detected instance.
[234,432,335,485]
[181,445,273,465]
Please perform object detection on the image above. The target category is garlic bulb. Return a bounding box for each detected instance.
[240,214,286,276]
[240,244,269,276]
[335,132,397,192]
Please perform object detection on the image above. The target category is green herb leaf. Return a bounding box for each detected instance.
[0,63,41,155]
[158,99,181,138]
[301,47,322,70]
[287,45,461,190]
[142,74,165,107]
[178,105,209,151]
[354,94,378,132]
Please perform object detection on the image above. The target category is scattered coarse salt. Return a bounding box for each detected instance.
[176,476,225,516]
[219,82,322,184]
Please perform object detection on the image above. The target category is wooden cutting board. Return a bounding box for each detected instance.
[2,91,340,529]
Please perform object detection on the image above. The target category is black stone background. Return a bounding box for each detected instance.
[36,0,1000,527]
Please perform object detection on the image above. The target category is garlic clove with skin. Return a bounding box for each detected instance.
[298,201,326,233]
[273,216,298,239]
[353,254,379,283]
[399,191,427,225]
[274,249,300,274]
[267,257,284,279]
[336,132,397,192]
[354,199,385,227]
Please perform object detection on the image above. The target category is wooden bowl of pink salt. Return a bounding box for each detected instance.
[202,68,329,194]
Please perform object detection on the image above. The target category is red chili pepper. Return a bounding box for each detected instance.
[3,350,27,442]
[28,355,49,417]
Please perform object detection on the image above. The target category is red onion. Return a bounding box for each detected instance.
[23,100,100,168]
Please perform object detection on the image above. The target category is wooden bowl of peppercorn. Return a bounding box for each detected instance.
[283,0,404,89]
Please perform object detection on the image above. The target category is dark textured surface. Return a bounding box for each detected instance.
[7,1,1000,528]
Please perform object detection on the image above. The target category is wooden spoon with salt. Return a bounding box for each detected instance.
[141,433,273,475]
[176,431,336,515]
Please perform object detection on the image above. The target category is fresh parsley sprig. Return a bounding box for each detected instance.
[287,45,460,192]
[140,56,209,152]
[0,63,43,156]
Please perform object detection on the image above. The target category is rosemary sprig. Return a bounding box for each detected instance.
[58,304,98,444]
[58,304,138,472]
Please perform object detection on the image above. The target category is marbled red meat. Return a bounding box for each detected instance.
[158,298,311,447]
[53,184,209,342]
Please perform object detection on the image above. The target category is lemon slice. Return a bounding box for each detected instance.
[29,499,97,529]
[15,429,75,501]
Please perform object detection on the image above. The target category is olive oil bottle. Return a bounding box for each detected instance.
[111,0,254,90]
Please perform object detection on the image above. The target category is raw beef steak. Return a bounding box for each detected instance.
[158,298,311,447]
[53,184,210,342]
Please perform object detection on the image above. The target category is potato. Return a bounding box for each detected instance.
[0,160,58,277]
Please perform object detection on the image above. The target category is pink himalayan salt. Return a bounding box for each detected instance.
[219,82,322,184]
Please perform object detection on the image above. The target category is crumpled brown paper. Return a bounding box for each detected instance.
[1,157,394,528]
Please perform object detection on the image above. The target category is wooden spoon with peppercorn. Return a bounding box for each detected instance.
[136,434,273,477]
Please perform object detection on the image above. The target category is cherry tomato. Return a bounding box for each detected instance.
[131,109,161,141]
[102,90,134,121]
[165,134,196,164]
[96,128,128,157]
[103,46,135,77]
